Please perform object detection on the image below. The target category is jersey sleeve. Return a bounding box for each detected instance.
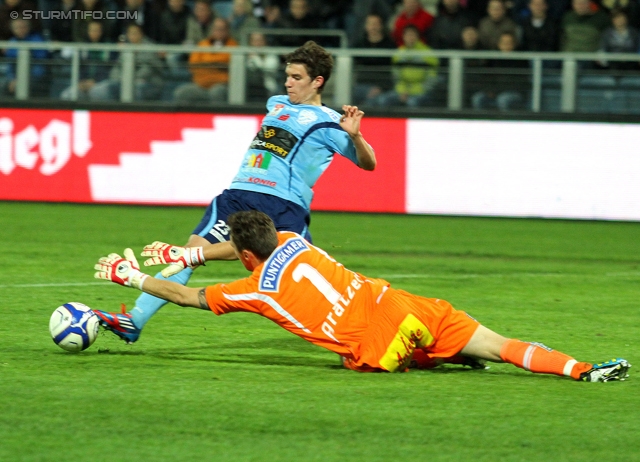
[204,277,261,316]
[324,126,359,165]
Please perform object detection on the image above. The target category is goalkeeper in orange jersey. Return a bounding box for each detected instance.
[95,211,631,382]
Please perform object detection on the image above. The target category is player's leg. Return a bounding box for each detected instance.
[96,196,229,343]
[461,325,631,382]
[127,233,211,331]
[251,190,312,242]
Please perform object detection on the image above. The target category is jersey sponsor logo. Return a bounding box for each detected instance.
[259,237,310,292]
[379,314,434,372]
[278,114,290,121]
[250,125,298,159]
[298,109,318,125]
[245,152,272,173]
[320,106,341,122]
[268,103,285,116]
[245,177,277,187]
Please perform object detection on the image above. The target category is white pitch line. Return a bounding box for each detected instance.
[0,282,110,288]
[0,278,232,289]
[377,272,640,279]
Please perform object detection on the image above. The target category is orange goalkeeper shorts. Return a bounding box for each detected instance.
[344,288,480,372]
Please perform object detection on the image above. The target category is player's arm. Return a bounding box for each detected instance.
[94,249,210,310]
[340,105,377,171]
[137,277,210,310]
[140,240,238,277]
[202,241,238,261]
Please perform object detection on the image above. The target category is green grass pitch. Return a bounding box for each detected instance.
[1,201,638,461]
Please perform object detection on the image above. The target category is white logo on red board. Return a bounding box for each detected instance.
[0,111,92,176]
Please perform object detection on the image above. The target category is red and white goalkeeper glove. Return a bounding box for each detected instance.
[141,241,205,277]
[94,248,148,290]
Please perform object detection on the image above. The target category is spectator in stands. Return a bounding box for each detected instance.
[392,0,435,46]
[460,25,488,105]
[374,24,439,107]
[245,31,280,101]
[348,0,395,46]
[228,0,261,43]
[510,0,570,22]
[48,0,77,42]
[90,23,164,101]
[117,0,162,43]
[173,17,238,103]
[598,8,640,69]
[461,24,484,54]
[478,0,519,49]
[186,0,216,44]
[466,0,490,22]
[72,0,116,42]
[429,0,477,49]
[352,13,396,105]
[560,0,610,52]
[158,0,192,72]
[599,0,640,29]
[317,0,352,30]
[262,1,283,40]
[60,20,116,100]
[0,0,41,41]
[1,18,50,98]
[273,0,322,47]
[472,31,528,110]
[159,0,191,45]
[519,0,560,51]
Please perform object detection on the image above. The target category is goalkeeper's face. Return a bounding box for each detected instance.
[285,63,323,105]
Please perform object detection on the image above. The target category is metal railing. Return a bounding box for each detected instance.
[2,40,640,113]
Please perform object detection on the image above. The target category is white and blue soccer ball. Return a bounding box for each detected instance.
[49,302,100,352]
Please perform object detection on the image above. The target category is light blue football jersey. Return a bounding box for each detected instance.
[229,95,359,211]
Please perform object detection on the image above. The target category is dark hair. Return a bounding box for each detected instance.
[402,24,420,35]
[228,211,279,260]
[284,41,333,92]
[610,8,628,19]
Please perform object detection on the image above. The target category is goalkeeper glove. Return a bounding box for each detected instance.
[94,248,148,290]
[141,241,205,277]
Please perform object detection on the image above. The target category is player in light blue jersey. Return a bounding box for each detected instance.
[96,41,377,343]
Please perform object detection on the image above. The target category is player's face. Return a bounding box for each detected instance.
[230,239,253,271]
[284,63,322,105]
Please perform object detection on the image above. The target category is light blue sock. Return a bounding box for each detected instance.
[129,267,194,329]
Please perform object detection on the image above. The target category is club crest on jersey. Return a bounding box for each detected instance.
[298,109,318,125]
[268,103,285,116]
[259,237,310,292]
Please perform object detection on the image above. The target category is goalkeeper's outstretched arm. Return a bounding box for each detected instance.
[137,276,209,310]
[94,249,209,310]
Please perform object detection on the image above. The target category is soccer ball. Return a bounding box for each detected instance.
[49,302,100,352]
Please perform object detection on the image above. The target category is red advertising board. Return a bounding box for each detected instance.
[0,108,406,213]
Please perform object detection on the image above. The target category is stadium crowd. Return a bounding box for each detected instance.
[1,0,640,108]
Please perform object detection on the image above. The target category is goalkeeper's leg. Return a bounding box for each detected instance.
[461,325,594,380]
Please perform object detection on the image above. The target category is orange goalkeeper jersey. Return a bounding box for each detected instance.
[205,232,390,363]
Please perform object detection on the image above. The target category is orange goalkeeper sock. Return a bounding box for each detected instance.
[500,339,592,380]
